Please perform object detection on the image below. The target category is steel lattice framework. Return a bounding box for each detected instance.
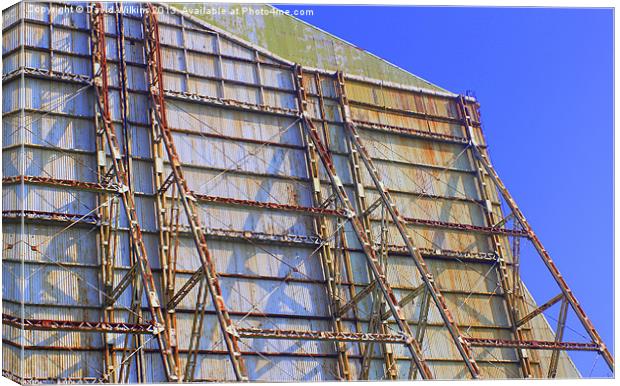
[1,1,613,383]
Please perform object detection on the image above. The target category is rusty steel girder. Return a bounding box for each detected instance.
[404,217,529,237]
[3,314,155,335]
[89,2,178,381]
[331,72,481,379]
[458,97,614,373]
[142,4,248,381]
[2,209,99,225]
[465,337,601,352]
[353,119,471,145]
[236,327,409,344]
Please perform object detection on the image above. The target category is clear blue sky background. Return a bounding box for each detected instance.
[276,5,613,378]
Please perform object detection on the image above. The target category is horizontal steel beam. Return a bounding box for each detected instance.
[2,370,100,385]
[3,175,118,193]
[4,257,502,299]
[2,210,99,225]
[4,208,322,244]
[6,66,296,119]
[465,337,600,351]
[2,66,92,84]
[5,208,502,265]
[4,176,342,217]
[5,177,519,237]
[4,208,504,263]
[193,193,343,217]
[349,99,479,127]
[3,339,528,365]
[405,217,529,238]
[3,142,491,207]
[393,246,499,263]
[170,125,304,151]
[164,89,297,117]
[4,61,473,133]
[4,52,292,94]
[236,327,408,344]
[2,313,156,334]
[354,119,470,145]
[3,300,514,332]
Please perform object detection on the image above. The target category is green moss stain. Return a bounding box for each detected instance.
[171,3,449,92]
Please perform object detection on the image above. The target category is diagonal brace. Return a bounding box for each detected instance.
[381,283,426,320]
[337,281,377,317]
[516,293,564,328]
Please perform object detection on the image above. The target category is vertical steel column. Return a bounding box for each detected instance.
[511,233,521,314]
[314,72,367,374]
[294,65,433,380]
[143,6,182,381]
[510,227,543,376]
[184,278,209,381]
[18,2,27,381]
[414,288,431,362]
[89,3,178,382]
[294,65,352,380]
[548,298,569,378]
[114,4,149,382]
[334,71,398,380]
[334,74,481,379]
[457,96,534,377]
[97,188,119,381]
[457,96,614,373]
[336,227,366,364]
[142,4,248,381]
[90,3,118,377]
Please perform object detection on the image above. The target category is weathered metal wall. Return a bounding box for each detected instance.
[169,3,448,93]
[326,75,579,380]
[2,1,579,382]
[3,2,102,381]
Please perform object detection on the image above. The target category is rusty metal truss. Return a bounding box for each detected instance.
[457,97,614,375]
[89,3,177,382]
[296,65,435,380]
[142,4,248,382]
[3,2,612,383]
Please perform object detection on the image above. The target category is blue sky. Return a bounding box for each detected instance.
[276,5,614,378]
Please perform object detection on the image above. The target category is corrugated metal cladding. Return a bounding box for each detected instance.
[170,3,449,92]
[2,1,581,383]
